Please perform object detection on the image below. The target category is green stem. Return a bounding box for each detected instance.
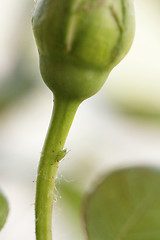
[35,95,80,240]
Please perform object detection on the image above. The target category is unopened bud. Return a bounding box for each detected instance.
[32,0,135,101]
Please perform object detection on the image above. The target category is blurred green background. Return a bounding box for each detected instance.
[0,0,160,239]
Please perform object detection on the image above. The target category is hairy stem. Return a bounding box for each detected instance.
[35,96,80,240]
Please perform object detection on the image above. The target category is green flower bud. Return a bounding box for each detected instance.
[32,0,135,101]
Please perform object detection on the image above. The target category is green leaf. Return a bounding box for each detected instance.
[84,167,160,240]
[0,191,9,230]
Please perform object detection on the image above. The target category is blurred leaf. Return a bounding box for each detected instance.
[84,167,160,240]
[58,180,83,213]
[0,191,9,230]
[0,57,37,112]
[60,182,81,208]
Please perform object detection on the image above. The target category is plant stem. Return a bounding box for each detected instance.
[35,95,80,240]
